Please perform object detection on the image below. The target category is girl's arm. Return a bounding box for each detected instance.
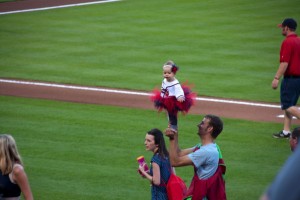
[138,162,161,186]
[177,96,185,102]
[174,84,185,102]
[13,164,34,200]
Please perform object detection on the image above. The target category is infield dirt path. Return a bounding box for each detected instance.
[0,0,298,124]
[0,78,290,124]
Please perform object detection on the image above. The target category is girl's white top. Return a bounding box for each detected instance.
[161,78,184,99]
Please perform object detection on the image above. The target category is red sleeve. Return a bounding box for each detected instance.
[280,39,292,63]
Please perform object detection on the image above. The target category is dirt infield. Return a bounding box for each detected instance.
[0,0,298,124]
[0,78,289,123]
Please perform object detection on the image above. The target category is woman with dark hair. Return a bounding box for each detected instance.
[138,128,171,200]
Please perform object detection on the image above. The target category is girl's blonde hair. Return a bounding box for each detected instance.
[0,134,23,175]
[163,60,179,74]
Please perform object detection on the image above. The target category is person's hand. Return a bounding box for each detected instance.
[138,165,146,178]
[272,78,279,89]
[177,96,185,102]
[165,128,177,140]
[138,165,144,173]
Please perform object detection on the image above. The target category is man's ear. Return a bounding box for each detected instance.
[285,26,289,32]
[208,126,213,133]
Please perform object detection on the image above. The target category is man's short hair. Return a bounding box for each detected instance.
[291,127,300,140]
[205,114,223,139]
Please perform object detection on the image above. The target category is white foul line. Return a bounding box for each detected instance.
[277,115,297,119]
[0,78,281,109]
[195,97,280,108]
[0,78,147,96]
[0,0,121,15]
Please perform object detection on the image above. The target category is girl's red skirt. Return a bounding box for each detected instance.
[150,83,196,115]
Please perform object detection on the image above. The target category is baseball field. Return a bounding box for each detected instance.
[0,0,299,199]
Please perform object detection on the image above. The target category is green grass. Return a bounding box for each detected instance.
[0,0,16,2]
[0,1,299,199]
[0,0,300,102]
[0,95,293,200]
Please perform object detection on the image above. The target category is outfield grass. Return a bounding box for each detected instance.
[0,95,293,200]
[0,0,300,102]
[0,1,299,199]
[0,0,16,3]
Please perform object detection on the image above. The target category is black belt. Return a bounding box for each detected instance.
[284,75,300,79]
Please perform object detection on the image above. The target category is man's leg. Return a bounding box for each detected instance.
[273,110,292,139]
[284,110,292,132]
[287,106,300,120]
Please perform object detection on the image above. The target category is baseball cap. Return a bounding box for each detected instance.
[278,18,297,30]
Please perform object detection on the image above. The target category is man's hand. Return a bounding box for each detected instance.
[272,79,279,89]
[165,128,177,140]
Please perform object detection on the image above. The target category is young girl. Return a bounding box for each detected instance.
[151,60,196,131]
[138,128,171,200]
[0,134,34,200]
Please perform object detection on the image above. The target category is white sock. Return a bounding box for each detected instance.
[283,130,291,135]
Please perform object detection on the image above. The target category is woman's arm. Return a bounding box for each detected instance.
[151,163,161,186]
[138,162,161,186]
[13,164,34,200]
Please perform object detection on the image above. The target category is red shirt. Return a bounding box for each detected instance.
[280,34,300,76]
